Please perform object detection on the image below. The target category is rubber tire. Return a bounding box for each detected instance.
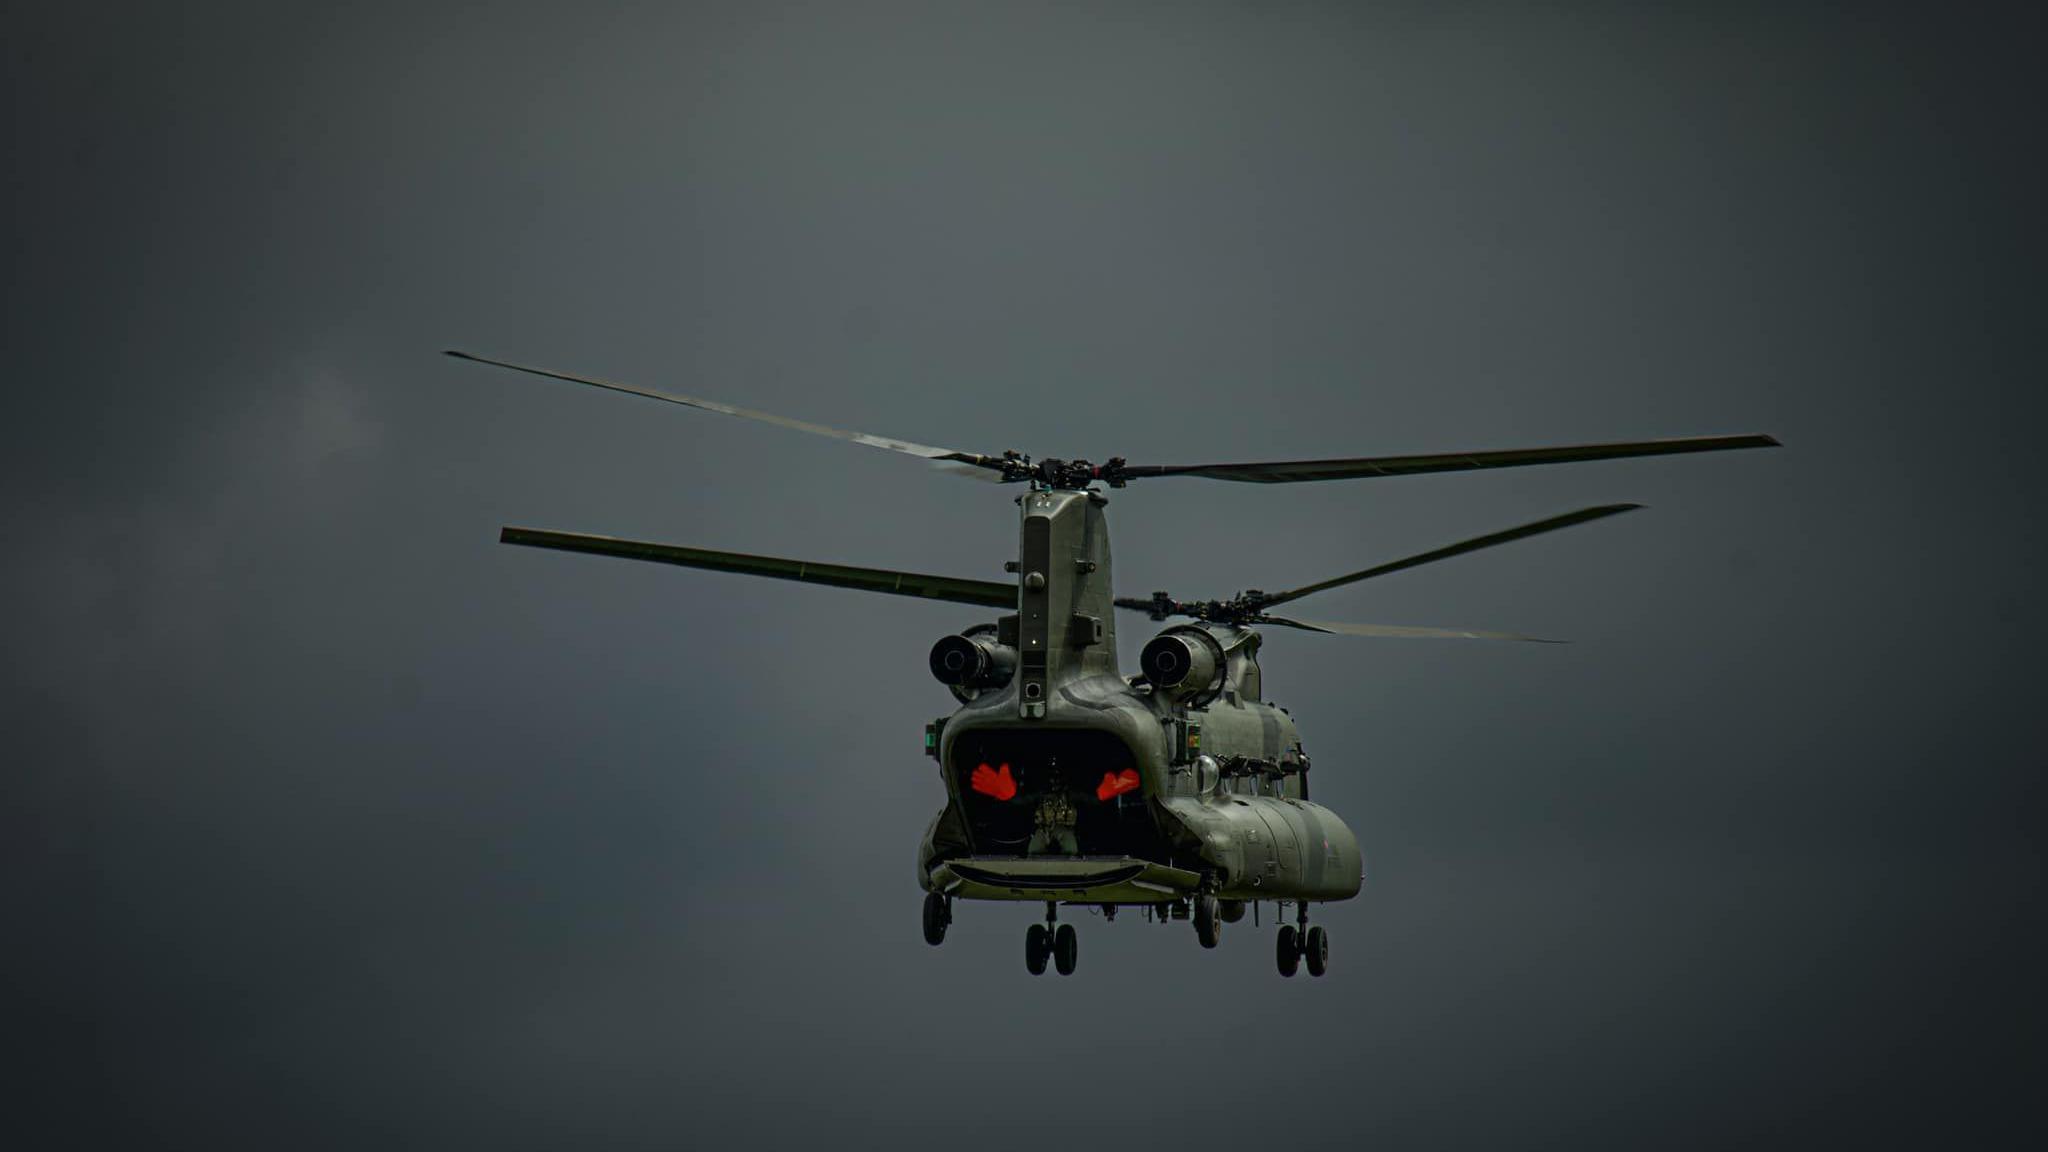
[922,892,947,946]
[1194,894,1221,949]
[1025,923,1050,975]
[1276,924,1300,977]
[1053,923,1078,976]
[1305,924,1329,977]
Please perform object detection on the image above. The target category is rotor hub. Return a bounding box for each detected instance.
[998,453,1131,490]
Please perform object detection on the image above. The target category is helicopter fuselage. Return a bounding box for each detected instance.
[915,488,1363,910]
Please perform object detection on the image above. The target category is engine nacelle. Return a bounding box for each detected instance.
[1140,625,1225,704]
[929,626,1016,703]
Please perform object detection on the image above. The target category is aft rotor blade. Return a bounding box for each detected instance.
[1260,503,1643,609]
[446,350,1007,475]
[1118,434,1779,484]
[500,527,1016,608]
[1260,615,1561,643]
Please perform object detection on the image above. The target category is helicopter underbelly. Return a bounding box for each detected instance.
[927,855,1204,903]
[916,797,1363,904]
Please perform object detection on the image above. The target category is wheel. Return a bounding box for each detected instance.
[1276,924,1300,977]
[1053,924,1078,975]
[1025,923,1050,975]
[921,892,948,946]
[1305,924,1328,977]
[1194,894,1221,949]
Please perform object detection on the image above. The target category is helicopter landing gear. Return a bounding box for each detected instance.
[1194,892,1222,949]
[922,891,950,946]
[1276,903,1330,977]
[1027,903,1079,976]
[1276,923,1300,977]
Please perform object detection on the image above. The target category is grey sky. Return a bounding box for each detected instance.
[6,3,2043,1148]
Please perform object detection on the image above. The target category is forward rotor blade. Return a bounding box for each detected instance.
[1260,615,1561,643]
[446,350,1007,475]
[1260,503,1642,609]
[500,527,1016,609]
[1118,434,1779,484]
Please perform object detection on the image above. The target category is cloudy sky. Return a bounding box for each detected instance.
[7,3,2041,1148]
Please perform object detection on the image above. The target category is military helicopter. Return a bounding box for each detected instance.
[447,350,1778,979]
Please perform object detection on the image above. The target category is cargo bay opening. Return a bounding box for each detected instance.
[949,728,1168,860]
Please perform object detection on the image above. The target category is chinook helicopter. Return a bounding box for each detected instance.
[447,350,1778,979]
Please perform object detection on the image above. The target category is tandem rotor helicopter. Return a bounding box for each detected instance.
[447,350,1778,979]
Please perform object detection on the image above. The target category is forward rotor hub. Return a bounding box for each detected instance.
[1133,589,1274,626]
